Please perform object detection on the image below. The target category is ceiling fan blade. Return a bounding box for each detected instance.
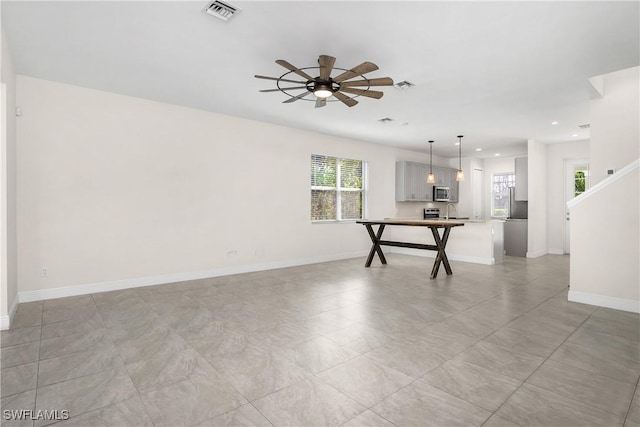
[254,75,306,84]
[318,55,336,80]
[341,77,394,87]
[339,87,384,99]
[283,91,312,103]
[333,62,379,82]
[275,60,314,81]
[333,91,358,107]
[315,98,327,108]
[260,86,307,93]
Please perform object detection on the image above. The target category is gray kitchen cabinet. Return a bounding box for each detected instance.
[515,157,528,201]
[443,167,459,203]
[396,161,458,202]
[431,166,445,186]
[432,166,459,202]
[396,161,432,201]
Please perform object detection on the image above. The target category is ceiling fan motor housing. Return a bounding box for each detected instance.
[306,79,340,97]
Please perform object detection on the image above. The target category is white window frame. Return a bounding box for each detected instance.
[311,155,368,223]
[491,172,515,218]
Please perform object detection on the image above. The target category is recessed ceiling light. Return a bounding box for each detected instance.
[572,133,578,137]
[475,148,482,151]
[552,121,559,125]
[495,153,501,157]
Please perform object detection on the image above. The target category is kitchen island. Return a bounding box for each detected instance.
[357,219,465,279]
[382,218,505,265]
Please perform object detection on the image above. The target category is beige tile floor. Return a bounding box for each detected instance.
[1,254,639,426]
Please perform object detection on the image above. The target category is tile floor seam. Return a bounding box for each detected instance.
[622,355,640,426]
[36,369,139,423]
[467,286,569,346]
[423,279,558,330]
[485,306,601,426]
[303,352,363,377]
[339,407,398,427]
[48,399,134,427]
[366,408,398,427]
[33,300,43,419]
[366,363,493,425]
[36,341,114,364]
[182,334,260,409]
[556,305,639,369]
[579,339,640,382]
[412,372,501,419]
[246,401,276,427]
[311,375,380,418]
[32,348,124,390]
[89,299,158,427]
[114,352,160,427]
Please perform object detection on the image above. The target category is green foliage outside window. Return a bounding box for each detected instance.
[575,171,586,196]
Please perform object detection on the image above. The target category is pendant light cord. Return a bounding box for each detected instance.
[429,140,433,174]
[457,135,463,170]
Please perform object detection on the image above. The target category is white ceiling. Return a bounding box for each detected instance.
[2,1,639,158]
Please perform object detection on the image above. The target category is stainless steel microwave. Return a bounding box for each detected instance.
[433,186,451,202]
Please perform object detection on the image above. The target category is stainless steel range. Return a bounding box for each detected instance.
[424,208,440,219]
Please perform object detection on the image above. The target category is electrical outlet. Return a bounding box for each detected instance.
[41,267,48,277]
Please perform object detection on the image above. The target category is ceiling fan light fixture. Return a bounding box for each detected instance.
[314,88,333,98]
[308,81,335,99]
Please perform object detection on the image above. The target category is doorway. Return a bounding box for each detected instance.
[564,158,590,254]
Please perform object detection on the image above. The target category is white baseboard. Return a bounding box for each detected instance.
[568,290,640,313]
[17,250,368,303]
[0,294,19,331]
[526,250,548,258]
[547,248,565,255]
[389,247,495,265]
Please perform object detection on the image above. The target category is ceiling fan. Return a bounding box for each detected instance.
[255,55,394,108]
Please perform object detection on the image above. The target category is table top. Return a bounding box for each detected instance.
[356,219,465,227]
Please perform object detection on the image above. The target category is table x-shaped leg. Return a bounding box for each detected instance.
[430,226,453,279]
[364,224,387,267]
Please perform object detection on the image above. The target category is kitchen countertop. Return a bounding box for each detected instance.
[391,217,505,224]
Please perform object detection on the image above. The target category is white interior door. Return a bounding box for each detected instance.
[564,158,590,254]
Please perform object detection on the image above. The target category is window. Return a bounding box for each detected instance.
[311,155,366,221]
[574,164,590,197]
[492,173,515,217]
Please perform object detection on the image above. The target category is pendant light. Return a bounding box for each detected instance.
[427,140,436,183]
[456,135,465,182]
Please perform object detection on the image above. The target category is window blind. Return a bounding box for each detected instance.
[311,155,365,221]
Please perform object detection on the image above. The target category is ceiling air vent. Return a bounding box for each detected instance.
[205,1,239,21]
[578,123,590,129]
[378,117,394,124]
[394,81,414,90]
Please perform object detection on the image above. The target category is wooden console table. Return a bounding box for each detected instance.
[356,219,465,279]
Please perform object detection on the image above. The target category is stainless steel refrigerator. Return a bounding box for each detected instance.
[509,187,528,219]
[505,188,528,257]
